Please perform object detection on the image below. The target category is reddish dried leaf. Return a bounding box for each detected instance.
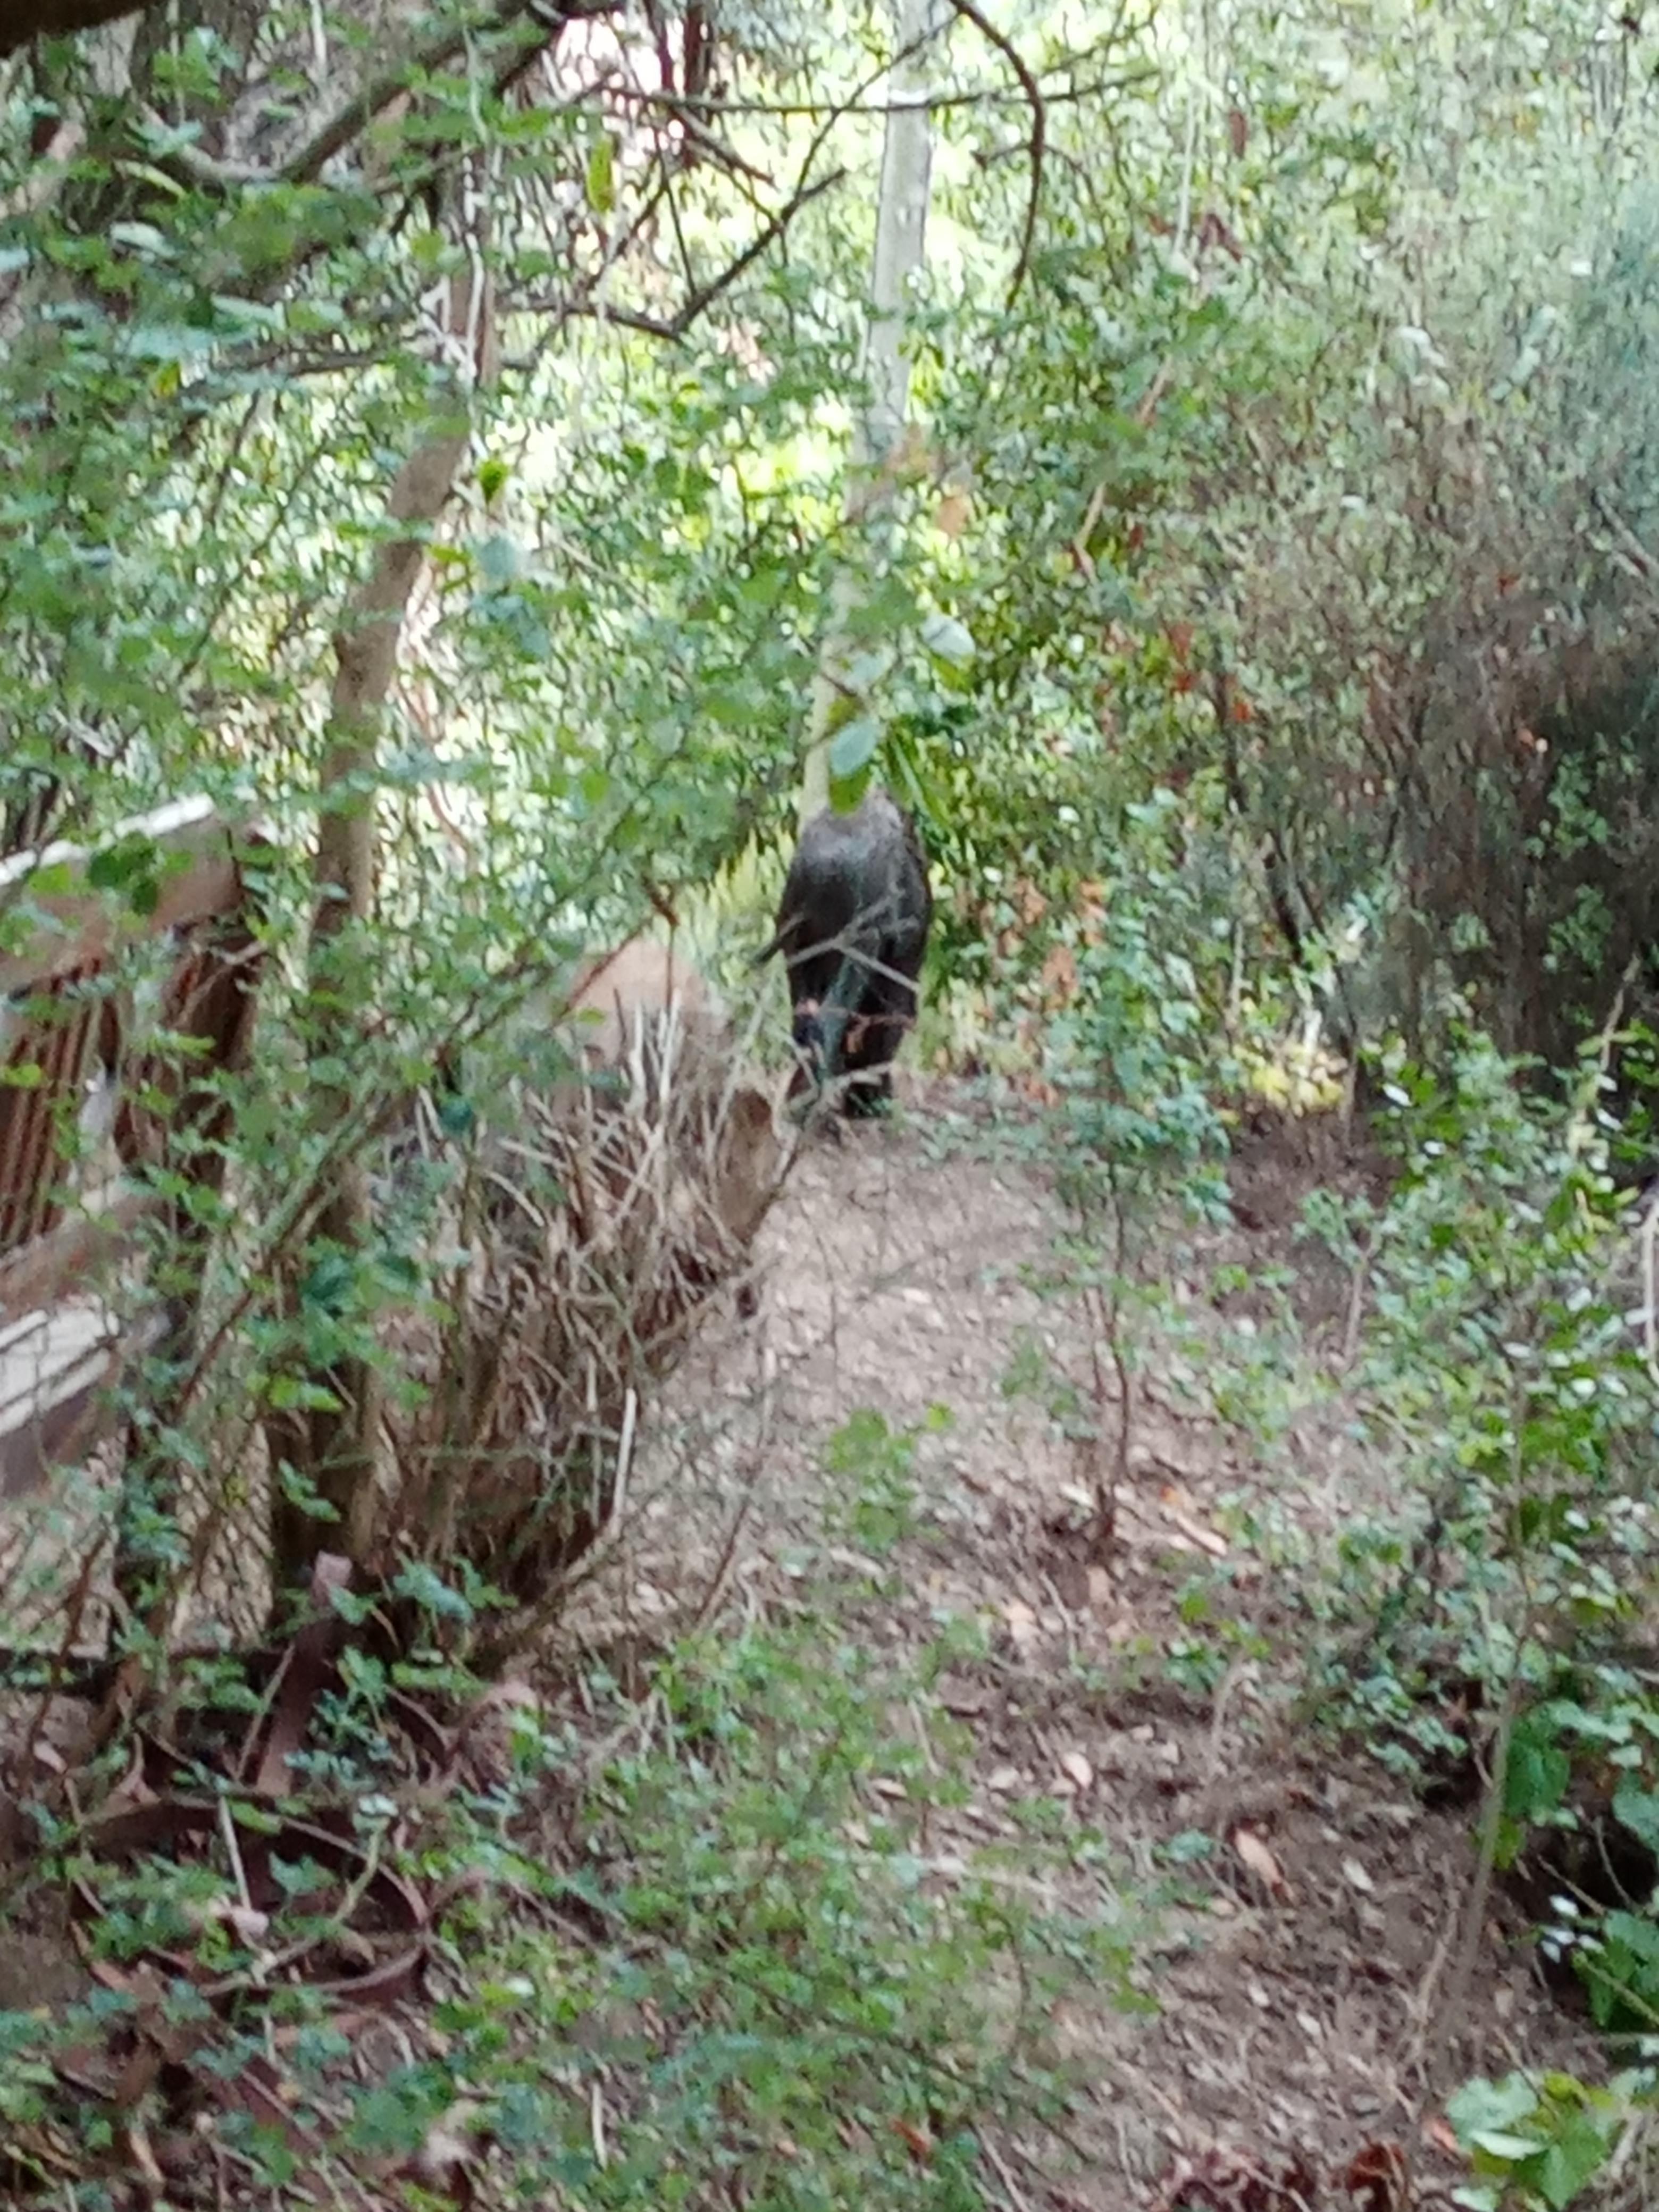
[1195,208,1245,262]
[1012,877,1048,926]
[891,2118,933,2163]
[1344,2140,1408,2211]
[1042,943,1078,1004]
[1155,2145,1321,2211]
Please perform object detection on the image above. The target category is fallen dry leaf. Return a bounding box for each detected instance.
[1422,2115,1461,2158]
[1012,877,1048,926]
[401,2098,488,2204]
[1342,1856,1376,1895]
[891,2117,933,2163]
[1002,1598,1042,1650]
[1231,1826,1288,1896]
[1058,1750,1094,1792]
[1041,942,1078,1006]
[125,2122,166,2193]
[1163,1504,1228,1557]
[1345,2139,1409,2211]
[1153,2145,1320,2211]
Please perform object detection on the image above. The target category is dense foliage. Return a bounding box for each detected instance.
[7,0,1659,2201]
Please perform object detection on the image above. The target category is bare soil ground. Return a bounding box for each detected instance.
[581,1074,1606,2209]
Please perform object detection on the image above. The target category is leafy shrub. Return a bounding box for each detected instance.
[2,1430,1155,2207]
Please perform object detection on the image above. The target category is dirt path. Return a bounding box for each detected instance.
[604,1081,1601,2207]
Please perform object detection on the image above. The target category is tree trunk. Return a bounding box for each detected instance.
[799,0,944,825]
[268,172,497,1591]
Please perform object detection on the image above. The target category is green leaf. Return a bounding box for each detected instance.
[107,221,173,257]
[828,714,881,784]
[1468,2129,1546,2160]
[210,294,283,330]
[1161,1829,1216,1864]
[124,323,215,363]
[436,1091,475,1139]
[1505,1722,1570,1823]
[585,133,615,214]
[476,532,523,585]
[265,1375,341,1414]
[919,611,975,668]
[301,1252,354,1313]
[87,835,164,916]
[1612,1782,1659,1854]
[1447,2074,1540,2141]
[390,1560,475,1621]
[1536,2113,1613,2210]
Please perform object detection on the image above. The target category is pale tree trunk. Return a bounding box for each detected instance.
[269,166,498,1587]
[799,0,944,827]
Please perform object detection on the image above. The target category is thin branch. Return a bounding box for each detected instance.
[941,0,1044,308]
[522,166,845,339]
[134,108,268,188]
[551,29,877,342]
[653,99,777,185]
[279,0,600,188]
[606,40,1146,121]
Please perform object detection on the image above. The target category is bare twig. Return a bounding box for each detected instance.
[1339,1227,1373,1372]
[686,1339,776,1638]
[550,167,846,338]
[280,1,556,186]
[942,0,1044,308]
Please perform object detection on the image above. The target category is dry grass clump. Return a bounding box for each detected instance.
[378,983,786,1652]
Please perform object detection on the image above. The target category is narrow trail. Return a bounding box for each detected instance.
[610,1080,1601,2203]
